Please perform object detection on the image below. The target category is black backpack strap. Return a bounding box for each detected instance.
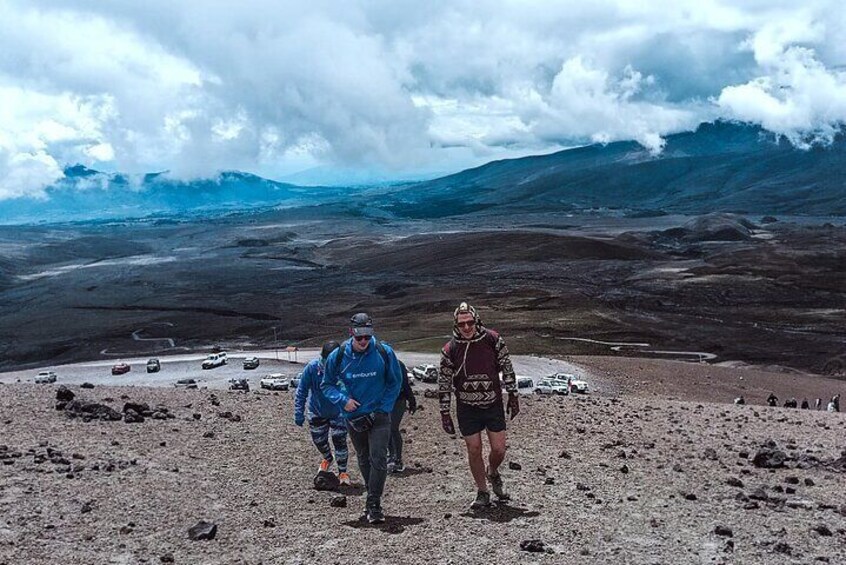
[333,338,390,376]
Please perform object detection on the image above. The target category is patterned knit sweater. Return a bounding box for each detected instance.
[439,328,517,412]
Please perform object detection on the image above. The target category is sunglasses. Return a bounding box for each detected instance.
[353,335,372,342]
[457,320,476,328]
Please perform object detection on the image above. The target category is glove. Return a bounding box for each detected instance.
[407,398,418,415]
[506,393,520,420]
[441,412,456,435]
[294,415,304,427]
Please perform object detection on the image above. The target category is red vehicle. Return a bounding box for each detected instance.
[111,363,131,375]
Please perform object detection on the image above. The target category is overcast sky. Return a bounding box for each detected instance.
[2,0,845,198]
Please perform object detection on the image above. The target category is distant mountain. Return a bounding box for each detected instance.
[0,167,348,224]
[384,121,846,218]
[3,120,844,225]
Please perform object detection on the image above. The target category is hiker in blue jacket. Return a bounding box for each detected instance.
[321,312,402,524]
[294,341,351,485]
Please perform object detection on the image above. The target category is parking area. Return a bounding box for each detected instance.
[0,349,599,393]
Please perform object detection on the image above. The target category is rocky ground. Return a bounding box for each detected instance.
[1,359,844,565]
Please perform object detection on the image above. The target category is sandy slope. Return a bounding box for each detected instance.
[1,359,845,564]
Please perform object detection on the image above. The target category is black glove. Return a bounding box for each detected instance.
[441,412,456,435]
[407,398,418,414]
[506,393,520,420]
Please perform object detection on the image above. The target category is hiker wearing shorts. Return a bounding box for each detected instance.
[439,302,519,509]
[294,341,351,485]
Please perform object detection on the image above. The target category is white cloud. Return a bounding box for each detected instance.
[0,0,844,199]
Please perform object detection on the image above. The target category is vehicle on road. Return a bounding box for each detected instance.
[242,356,260,370]
[534,378,569,395]
[202,353,227,370]
[260,373,289,391]
[289,373,302,389]
[174,378,198,389]
[412,364,439,383]
[111,363,131,376]
[550,372,589,394]
[146,358,161,373]
[516,376,534,389]
[229,378,250,392]
[35,371,57,384]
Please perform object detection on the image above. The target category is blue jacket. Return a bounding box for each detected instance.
[294,359,341,422]
[321,337,402,419]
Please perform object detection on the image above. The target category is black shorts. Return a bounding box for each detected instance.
[456,402,506,437]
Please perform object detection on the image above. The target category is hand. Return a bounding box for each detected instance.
[408,400,418,415]
[441,412,456,435]
[506,393,520,420]
[294,416,304,427]
[344,398,361,412]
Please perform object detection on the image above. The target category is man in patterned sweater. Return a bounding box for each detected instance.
[439,301,519,509]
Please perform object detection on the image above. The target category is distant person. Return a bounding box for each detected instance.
[801,398,810,410]
[322,313,402,525]
[388,361,417,473]
[815,398,822,410]
[293,341,350,485]
[439,301,519,510]
[767,393,779,407]
[784,398,797,408]
[834,394,840,412]
[733,396,745,405]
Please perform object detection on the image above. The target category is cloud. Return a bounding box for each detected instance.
[1,0,845,198]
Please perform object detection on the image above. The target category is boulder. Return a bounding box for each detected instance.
[124,410,145,424]
[313,470,340,491]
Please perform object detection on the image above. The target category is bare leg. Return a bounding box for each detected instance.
[487,429,507,476]
[463,433,488,491]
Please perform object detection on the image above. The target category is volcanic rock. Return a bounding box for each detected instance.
[56,386,75,402]
[187,521,217,541]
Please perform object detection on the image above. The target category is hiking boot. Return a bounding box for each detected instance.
[469,490,492,510]
[488,470,510,500]
[366,507,385,524]
[393,461,405,473]
[339,472,351,485]
[318,459,331,473]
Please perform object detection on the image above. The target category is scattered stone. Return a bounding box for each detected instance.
[620,464,629,474]
[703,448,718,460]
[684,492,698,501]
[508,461,522,471]
[193,413,202,420]
[187,521,217,541]
[263,519,275,528]
[160,554,174,564]
[774,542,792,555]
[672,463,684,473]
[330,495,347,508]
[784,476,799,484]
[56,386,75,402]
[752,442,787,468]
[812,524,833,536]
[124,410,144,424]
[804,478,815,487]
[202,431,215,439]
[519,539,552,553]
[80,382,95,389]
[544,477,555,485]
[559,450,571,459]
[714,525,733,537]
[726,477,744,488]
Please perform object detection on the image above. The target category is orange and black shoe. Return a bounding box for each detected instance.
[339,472,351,485]
[318,459,331,473]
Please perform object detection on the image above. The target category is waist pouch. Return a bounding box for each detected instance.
[348,413,375,433]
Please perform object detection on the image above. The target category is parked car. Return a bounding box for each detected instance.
[289,372,302,389]
[412,364,439,383]
[202,353,226,370]
[242,356,260,370]
[534,378,569,395]
[516,376,534,389]
[260,373,289,391]
[35,371,57,384]
[174,378,198,389]
[146,358,161,373]
[551,372,590,394]
[229,378,250,392]
[111,363,131,376]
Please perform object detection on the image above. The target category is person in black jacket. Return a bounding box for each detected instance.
[388,361,417,473]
